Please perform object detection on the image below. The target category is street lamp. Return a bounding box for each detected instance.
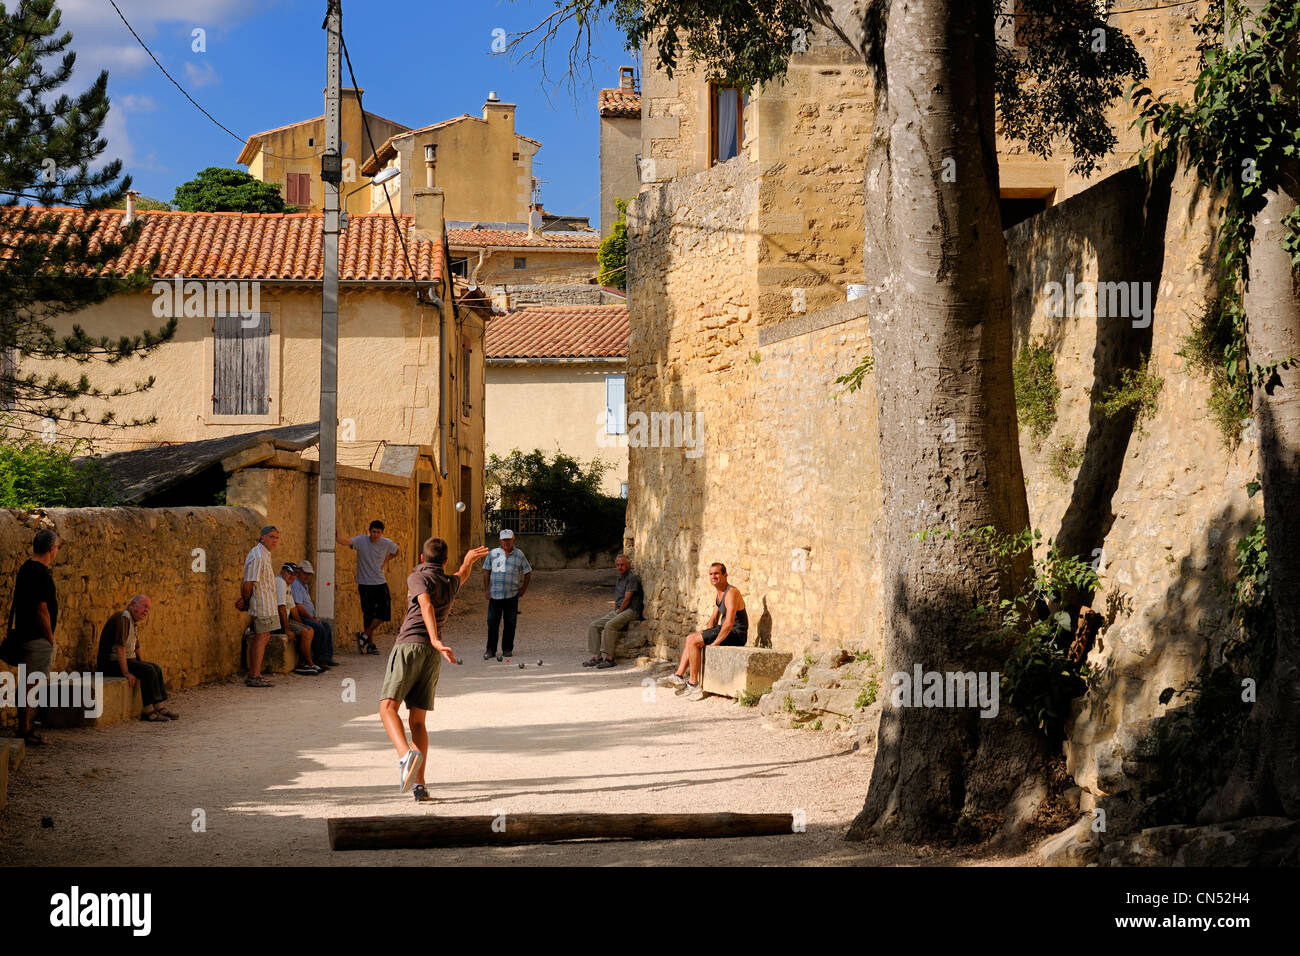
[340,165,400,228]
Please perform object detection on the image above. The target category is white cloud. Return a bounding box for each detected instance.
[118,93,158,112]
[183,60,219,87]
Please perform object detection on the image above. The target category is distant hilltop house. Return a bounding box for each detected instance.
[484,304,629,497]
[241,90,604,306]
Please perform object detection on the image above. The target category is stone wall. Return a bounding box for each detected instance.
[1007,164,1258,825]
[1,505,263,727]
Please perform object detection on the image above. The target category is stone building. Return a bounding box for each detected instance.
[598,66,642,238]
[1,187,488,573]
[484,304,630,496]
[624,7,1244,828]
[237,87,410,217]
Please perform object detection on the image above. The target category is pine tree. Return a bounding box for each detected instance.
[173,167,296,213]
[0,0,175,431]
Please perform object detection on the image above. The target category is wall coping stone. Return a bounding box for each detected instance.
[758,297,870,347]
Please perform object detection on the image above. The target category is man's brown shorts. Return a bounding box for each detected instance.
[379,642,441,711]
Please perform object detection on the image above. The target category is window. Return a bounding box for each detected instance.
[450,256,470,278]
[213,313,270,415]
[605,374,626,435]
[285,172,311,206]
[620,482,628,499]
[710,84,746,165]
[513,257,527,270]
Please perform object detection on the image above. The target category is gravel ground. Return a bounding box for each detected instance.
[0,569,1034,866]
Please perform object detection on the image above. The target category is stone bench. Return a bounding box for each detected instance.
[241,630,300,674]
[43,675,143,729]
[701,646,793,700]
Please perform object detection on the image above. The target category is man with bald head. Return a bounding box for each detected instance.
[97,594,177,721]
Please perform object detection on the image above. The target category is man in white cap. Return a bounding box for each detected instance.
[482,529,531,661]
[292,560,337,668]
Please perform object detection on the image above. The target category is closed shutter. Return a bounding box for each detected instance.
[214,313,270,414]
[605,374,626,435]
[297,173,312,207]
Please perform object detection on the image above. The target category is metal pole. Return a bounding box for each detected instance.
[317,0,341,624]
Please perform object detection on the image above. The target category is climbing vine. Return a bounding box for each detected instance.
[1131,0,1300,417]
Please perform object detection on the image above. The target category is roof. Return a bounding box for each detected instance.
[359,114,543,176]
[93,424,320,504]
[0,207,445,283]
[238,108,411,165]
[446,225,600,251]
[598,88,641,118]
[485,305,629,360]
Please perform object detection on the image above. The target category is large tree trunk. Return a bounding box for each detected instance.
[834,0,1042,844]
[1198,0,1300,825]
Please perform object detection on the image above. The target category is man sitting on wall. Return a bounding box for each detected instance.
[292,560,337,668]
[96,595,177,722]
[583,554,642,668]
[275,562,322,675]
[657,562,748,700]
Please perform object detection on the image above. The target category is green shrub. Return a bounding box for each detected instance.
[1047,437,1083,483]
[485,448,626,558]
[597,199,628,289]
[0,433,118,508]
[854,676,879,711]
[1178,297,1252,448]
[1095,360,1164,434]
[1013,340,1059,445]
[967,526,1100,741]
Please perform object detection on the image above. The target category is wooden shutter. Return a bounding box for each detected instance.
[214,313,269,415]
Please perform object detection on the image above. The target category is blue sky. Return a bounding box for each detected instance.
[60,0,637,229]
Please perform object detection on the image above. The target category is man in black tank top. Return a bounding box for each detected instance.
[657,562,747,700]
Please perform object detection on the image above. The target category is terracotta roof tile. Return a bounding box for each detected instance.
[598,89,641,118]
[485,305,628,359]
[0,207,444,283]
[446,227,600,250]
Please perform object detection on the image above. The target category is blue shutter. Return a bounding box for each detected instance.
[606,374,626,435]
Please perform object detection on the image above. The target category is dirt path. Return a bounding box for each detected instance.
[0,570,1032,866]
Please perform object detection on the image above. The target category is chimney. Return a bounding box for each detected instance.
[619,66,636,91]
[527,202,543,239]
[483,93,516,132]
[423,142,437,188]
[412,186,445,245]
[122,190,138,227]
[491,285,511,314]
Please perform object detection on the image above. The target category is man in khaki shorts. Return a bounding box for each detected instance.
[235,525,281,687]
[381,537,490,800]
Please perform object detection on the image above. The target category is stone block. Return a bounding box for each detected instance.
[242,631,299,674]
[3,737,24,771]
[642,116,680,140]
[1035,818,1099,867]
[701,646,793,699]
[43,676,142,729]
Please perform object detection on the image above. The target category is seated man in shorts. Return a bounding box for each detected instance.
[380,538,490,801]
[658,562,748,700]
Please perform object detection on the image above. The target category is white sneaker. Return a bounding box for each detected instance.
[657,673,686,689]
[684,683,704,700]
[398,749,425,793]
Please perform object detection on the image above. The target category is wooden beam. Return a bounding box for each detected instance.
[328,812,796,851]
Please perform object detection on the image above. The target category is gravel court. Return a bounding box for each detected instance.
[0,569,1031,866]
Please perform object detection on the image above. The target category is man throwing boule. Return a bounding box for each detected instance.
[381,538,490,801]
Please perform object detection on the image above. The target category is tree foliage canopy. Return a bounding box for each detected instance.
[0,0,175,431]
[173,167,296,213]
[597,198,628,289]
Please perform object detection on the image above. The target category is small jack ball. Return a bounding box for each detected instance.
[455,501,466,512]
[456,657,463,665]
[41,816,54,828]
[537,660,543,666]
[518,662,525,669]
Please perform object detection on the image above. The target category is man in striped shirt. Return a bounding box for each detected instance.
[235,525,281,687]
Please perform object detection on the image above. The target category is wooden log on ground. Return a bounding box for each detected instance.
[328,811,796,851]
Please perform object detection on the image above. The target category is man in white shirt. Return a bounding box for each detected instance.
[235,525,280,687]
[276,562,321,675]
[292,560,337,668]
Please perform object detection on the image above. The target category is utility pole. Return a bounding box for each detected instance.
[317,0,343,625]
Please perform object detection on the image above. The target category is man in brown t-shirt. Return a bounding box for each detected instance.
[95,595,177,721]
[380,538,489,800]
